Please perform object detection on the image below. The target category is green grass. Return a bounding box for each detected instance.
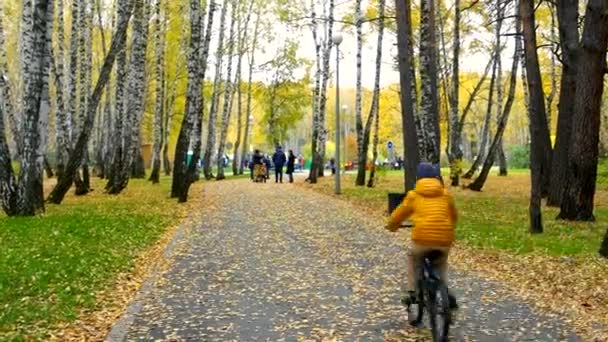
[306,170,606,257]
[455,190,606,255]
[0,176,190,340]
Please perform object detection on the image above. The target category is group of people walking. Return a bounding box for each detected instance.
[249,146,297,183]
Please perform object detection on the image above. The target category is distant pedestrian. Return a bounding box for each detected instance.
[272,146,287,183]
[286,150,296,183]
[264,155,272,179]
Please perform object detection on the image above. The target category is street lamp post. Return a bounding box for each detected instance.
[332,32,343,195]
[342,104,348,174]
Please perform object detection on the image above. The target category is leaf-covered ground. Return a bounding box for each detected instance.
[0,177,202,340]
[113,179,583,341]
[298,171,608,340]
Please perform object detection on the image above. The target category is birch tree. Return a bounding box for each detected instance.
[463,3,502,179]
[106,0,149,194]
[48,0,135,204]
[171,0,216,202]
[203,0,229,180]
[74,0,93,194]
[216,0,238,181]
[469,10,521,191]
[419,0,440,163]
[239,5,261,175]
[232,0,254,175]
[361,0,385,188]
[395,0,419,191]
[447,0,463,185]
[521,0,551,233]
[0,0,53,215]
[308,0,335,182]
[150,0,166,184]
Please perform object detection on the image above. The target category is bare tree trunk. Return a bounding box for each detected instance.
[0,3,20,156]
[307,0,322,183]
[521,0,551,233]
[558,0,608,221]
[150,0,166,184]
[419,0,440,164]
[457,58,492,138]
[51,0,68,179]
[171,0,215,202]
[239,8,259,175]
[315,0,335,178]
[395,0,419,192]
[106,0,149,194]
[600,227,608,258]
[95,0,113,180]
[75,0,93,195]
[463,58,498,179]
[232,1,254,176]
[217,0,237,181]
[362,0,385,188]
[354,0,365,186]
[16,0,53,215]
[0,3,18,214]
[547,0,579,206]
[447,0,463,186]
[468,12,521,191]
[48,0,134,204]
[367,91,381,188]
[203,0,228,180]
[546,4,557,132]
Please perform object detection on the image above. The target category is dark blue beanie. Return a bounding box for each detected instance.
[417,162,441,180]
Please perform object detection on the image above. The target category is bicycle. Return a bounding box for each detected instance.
[405,249,452,342]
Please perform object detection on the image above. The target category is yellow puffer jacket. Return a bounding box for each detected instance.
[388,178,457,246]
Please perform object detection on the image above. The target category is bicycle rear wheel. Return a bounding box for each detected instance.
[426,281,450,342]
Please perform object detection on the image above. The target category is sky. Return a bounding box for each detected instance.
[199,0,517,91]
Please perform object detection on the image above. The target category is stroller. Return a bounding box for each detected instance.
[253,164,267,183]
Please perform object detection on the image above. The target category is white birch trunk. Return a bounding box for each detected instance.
[150,0,166,183]
[203,0,229,179]
[17,0,53,215]
[239,6,260,175]
[419,0,440,163]
[216,0,237,180]
[316,0,335,176]
[232,0,254,175]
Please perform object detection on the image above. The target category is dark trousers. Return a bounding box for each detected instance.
[275,166,283,183]
[287,172,293,183]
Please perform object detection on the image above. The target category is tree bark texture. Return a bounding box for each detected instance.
[232,0,254,176]
[15,0,53,215]
[521,0,551,233]
[558,0,608,221]
[171,0,215,202]
[418,0,440,164]
[468,13,521,191]
[395,0,419,192]
[203,0,228,180]
[48,0,134,204]
[106,0,149,194]
[547,0,579,206]
[150,0,166,184]
[239,7,260,175]
[217,0,237,181]
[447,0,462,186]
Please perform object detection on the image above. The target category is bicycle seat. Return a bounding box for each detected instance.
[423,249,445,261]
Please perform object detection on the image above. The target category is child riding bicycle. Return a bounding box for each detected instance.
[386,162,458,309]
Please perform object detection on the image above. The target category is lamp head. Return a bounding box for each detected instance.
[332,33,343,45]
